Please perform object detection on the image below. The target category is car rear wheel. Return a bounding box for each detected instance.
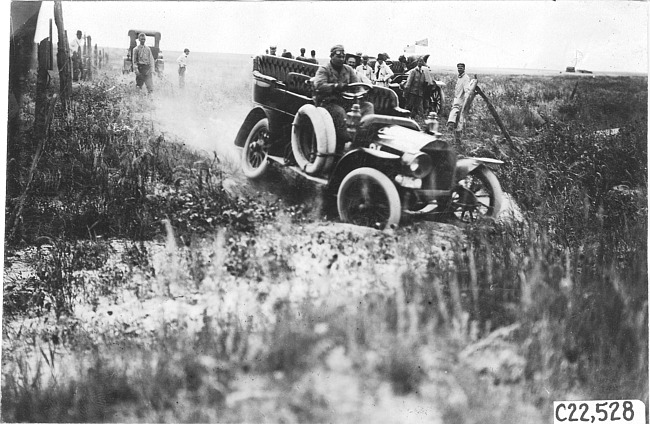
[291,104,336,175]
[430,84,445,115]
[241,118,270,179]
[337,167,401,229]
[450,167,503,222]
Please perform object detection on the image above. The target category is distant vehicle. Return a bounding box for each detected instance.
[565,66,575,73]
[122,29,164,77]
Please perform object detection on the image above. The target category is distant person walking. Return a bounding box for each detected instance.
[177,48,190,88]
[69,30,83,82]
[306,49,318,64]
[447,63,472,130]
[132,33,155,93]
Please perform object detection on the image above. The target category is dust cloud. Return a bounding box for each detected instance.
[150,80,250,164]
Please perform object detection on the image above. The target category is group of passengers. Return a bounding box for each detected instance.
[267,45,318,64]
[342,51,437,120]
[266,43,471,137]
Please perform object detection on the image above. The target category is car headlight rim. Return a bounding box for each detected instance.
[402,152,433,179]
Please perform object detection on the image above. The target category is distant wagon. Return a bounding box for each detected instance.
[122,29,165,77]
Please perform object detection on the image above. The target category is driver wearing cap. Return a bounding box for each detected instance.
[313,44,374,151]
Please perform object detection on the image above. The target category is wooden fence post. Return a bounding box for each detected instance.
[49,18,53,70]
[87,35,93,80]
[34,38,50,142]
[53,0,71,107]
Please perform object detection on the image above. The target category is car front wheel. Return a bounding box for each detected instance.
[450,167,503,222]
[337,167,401,229]
[241,118,270,179]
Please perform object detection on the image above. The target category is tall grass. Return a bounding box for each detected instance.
[3,57,646,422]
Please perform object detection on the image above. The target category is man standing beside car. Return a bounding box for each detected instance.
[313,44,374,152]
[177,48,190,89]
[447,62,472,130]
[132,33,155,93]
[403,57,433,119]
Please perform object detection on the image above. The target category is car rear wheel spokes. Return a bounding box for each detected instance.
[338,168,401,229]
[430,85,443,115]
[450,167,503,222]
[241,118,270,179]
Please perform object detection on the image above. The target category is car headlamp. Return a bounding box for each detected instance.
[402,152,433,179]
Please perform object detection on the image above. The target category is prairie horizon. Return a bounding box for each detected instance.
[105,48,648,78]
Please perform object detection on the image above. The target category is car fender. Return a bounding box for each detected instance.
[234,108,269,148]
[455,157,503,181]
[327,148,401,195]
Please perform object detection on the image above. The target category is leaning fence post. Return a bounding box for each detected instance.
[474,85,514,148]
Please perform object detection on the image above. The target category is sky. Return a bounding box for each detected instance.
[26,0,649,73]
[14,0,650,73]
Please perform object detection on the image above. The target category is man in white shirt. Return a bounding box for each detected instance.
[355,55,375,84]
[374,53,393,87]
[132,33,155,93]
[69,30,83,82]
[177,48,190,88]
[447,63,472,130]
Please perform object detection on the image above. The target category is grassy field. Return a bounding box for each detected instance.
[2,52,647,422]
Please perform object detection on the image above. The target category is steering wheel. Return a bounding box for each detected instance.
[341,82,373,100]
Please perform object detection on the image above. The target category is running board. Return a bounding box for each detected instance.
[267,155,329,185]
[404,204,438,216]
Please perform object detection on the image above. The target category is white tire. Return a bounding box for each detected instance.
[337,167,401,229]
[291,104,336,175]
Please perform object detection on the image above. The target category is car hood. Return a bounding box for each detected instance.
[375,125,441,154]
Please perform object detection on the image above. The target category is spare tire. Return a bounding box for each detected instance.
[291,104,336,175]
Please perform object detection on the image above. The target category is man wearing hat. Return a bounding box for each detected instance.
[403,57,433,119]
[69,30,83,82]
[313,44,374,152]
[374,53,393,87]
[177,48,190,89]
[447,63,472,130]
[132,32,155,93]
[269,45,277,56]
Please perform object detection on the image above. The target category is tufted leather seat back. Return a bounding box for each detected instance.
[367,86,401,116]
[254,55,319,97]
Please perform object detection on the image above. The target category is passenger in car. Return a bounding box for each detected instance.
[313,44,375,152]
[356,55,376,84]
[374,53,394,87]
[269,45,277,56]
[296,48,308,62]
[306,50,319,64]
